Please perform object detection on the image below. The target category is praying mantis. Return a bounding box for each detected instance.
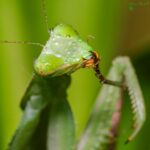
[0,0,145,150]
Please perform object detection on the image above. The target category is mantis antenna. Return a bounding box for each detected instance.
[41,0,50,34]
[0,40,44,47]
[0,0,49,47]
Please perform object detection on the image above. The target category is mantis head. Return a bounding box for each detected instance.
[34,24,94,77]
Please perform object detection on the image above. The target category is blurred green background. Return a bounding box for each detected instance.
[0,0,150,149]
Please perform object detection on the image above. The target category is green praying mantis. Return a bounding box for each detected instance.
[0,0,145,150]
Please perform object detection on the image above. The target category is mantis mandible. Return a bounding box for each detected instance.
[0,0,145,150]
